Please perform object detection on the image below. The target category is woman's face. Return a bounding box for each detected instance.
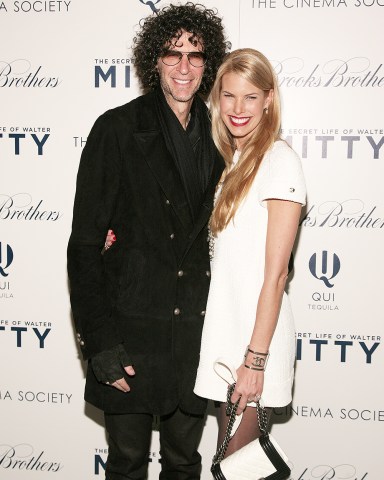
[219,72,272,150]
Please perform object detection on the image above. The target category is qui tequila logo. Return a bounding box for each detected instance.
[0,243,13,277]
[309,251,340,288]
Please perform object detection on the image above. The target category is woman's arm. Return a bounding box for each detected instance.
[231,198,302,413]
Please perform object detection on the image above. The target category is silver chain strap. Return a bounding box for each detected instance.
[212,383,269,466]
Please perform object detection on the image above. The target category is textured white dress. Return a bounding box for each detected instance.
[194,140,306,407]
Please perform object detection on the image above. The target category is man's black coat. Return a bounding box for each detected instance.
[67,91,223,415]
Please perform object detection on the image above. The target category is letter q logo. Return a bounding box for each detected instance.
[0,242,14,277]
[309,250,340,288]
[139,0,161,14]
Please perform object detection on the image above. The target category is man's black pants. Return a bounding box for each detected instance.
[104,408,205,479]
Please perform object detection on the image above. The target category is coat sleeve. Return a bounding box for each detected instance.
[67,111,123,360]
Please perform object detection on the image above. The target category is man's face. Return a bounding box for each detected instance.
[157,30,205,111]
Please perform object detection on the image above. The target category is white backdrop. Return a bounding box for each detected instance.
[1,0,383,478]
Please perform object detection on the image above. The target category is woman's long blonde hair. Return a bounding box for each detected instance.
[209,48,281,234]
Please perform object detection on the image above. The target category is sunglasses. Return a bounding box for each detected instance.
[160,50,207,68]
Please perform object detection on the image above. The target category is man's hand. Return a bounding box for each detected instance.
[91,344,135,393]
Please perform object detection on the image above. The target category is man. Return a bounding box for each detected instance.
[67,3,229,479]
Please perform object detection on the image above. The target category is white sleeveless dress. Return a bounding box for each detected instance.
[194,141,306,407]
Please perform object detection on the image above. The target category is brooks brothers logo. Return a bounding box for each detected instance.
[94,58,132,88]
[139,0,161,13]
[0,193,62,221]
[272,57,383,88]
[289,464,368,480]
[282,128,384,159]
[296,331,380,363]
[0,59,60,88]
[299,200,384,229]
[0,126,50,155]
[94,448,161,475]
[0,1,71,13]
[0,444,62,472]
[0,319,52,348]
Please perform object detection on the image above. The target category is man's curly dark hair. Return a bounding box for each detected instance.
[133,2,230,96]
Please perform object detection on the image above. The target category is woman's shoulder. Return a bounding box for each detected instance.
[268,139,299,158]
[258,140,306,205]
[265,140,303,171]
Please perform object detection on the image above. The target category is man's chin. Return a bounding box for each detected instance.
[173,94,195,103]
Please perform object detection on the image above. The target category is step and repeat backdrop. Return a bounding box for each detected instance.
[1,0,383,478]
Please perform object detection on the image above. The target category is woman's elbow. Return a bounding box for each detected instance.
[264,267,289,292]
[277,269,289,291]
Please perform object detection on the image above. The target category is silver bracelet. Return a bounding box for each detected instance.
[243,346,269,371]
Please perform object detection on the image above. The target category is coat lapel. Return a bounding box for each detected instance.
[181,152,224,263]
[133,130,193,231]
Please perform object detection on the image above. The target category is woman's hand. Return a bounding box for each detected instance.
[101,229,116,254]
[105,229,116,248]
[230,364,264,414]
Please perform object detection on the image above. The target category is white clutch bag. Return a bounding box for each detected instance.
[211,360,291,480]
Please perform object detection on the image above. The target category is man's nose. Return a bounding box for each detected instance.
[177,54,191,74]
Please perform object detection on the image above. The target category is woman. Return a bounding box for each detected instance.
[193,48,306,457]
